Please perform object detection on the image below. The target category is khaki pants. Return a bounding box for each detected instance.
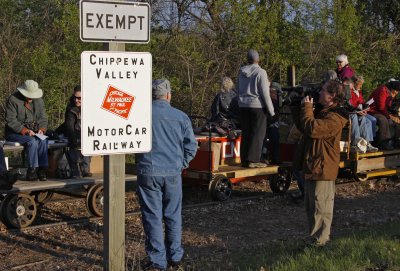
[304,180,335,245]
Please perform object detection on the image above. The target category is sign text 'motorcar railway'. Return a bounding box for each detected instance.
[81,51,152,155]
[80,0,150,43]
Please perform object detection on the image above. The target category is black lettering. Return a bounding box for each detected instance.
[114,142,118,149]
[104,128,109,136]
[140,58,144,65]
[94,140,100,150]
[135,128,139,135]
[97,129,102,136]
[86,13,94,28]
[111,129,116,136]
[102,143,107,150]
[121,142,127,149]
[132,71,137,78]
[106,14,113,29]
[142,128,147,134]
[137,141,141,148]
[105,71,109,79]
[138,16,144,30]
[116,15,125,29]
[96,68,102,79]
[132,58,137,65]
[128,16,136,29]
[126,124,132,135]
[129,141,134,148]
[88,126,95,137]
[96,13,104,28]
[126,71,131,79]
[119,128,123,135]
[90,54,96,65]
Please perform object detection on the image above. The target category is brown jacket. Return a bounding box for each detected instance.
[291,103,348,181]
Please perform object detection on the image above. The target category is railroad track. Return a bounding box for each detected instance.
[0,178,370,232]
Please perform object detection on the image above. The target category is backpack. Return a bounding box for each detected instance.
[56,153,71,179]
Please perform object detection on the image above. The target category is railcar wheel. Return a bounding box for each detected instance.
[86,184,104,217]
[31,190,54,204]
[1,193,37,228]
[354,174,368,182]
[209,174,232,201]
[269,168,292,194]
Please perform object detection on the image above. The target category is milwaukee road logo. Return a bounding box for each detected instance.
[101,85,135,119]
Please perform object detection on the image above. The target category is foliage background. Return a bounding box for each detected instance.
[1,0,400,137]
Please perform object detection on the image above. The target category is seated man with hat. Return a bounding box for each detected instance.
[5,80,49,181]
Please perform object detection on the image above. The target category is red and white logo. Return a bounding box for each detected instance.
[101,85,135,119]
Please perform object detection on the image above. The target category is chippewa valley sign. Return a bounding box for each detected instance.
[81,51,152,155]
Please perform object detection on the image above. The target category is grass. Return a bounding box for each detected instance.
[199,220,400,271]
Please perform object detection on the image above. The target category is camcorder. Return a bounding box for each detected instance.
[282,83,322,106]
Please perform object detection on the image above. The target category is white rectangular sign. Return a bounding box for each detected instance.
[81,51,152,155]
[80,0,150,43]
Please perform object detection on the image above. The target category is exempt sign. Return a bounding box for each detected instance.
[80,0,150,43]
[81,51,152,155]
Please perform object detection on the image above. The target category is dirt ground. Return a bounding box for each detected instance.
[0,178,399,271]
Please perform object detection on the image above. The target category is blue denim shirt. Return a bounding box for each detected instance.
[136,100,198,176]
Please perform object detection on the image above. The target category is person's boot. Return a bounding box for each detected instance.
[26,167,38,181]
[37,167,47,181]
[0,171,18,190]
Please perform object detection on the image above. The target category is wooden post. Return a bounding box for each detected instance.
[287,65,296,87]
[103,42,126,271]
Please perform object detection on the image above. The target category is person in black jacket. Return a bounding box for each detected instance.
[65,85,92,178]
[210,77,240,127]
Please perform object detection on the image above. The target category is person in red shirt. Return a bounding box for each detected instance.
[367,81,400,150]
[336,54,354,83]
[347,75,378,152]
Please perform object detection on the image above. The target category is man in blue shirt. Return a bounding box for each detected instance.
[136,79,198,271]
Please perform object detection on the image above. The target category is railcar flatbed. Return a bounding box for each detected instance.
[0,174,137,229]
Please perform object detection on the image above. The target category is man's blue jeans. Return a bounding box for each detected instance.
[350,114,375,143]
[137,174,183,269]
[6,133,48,168]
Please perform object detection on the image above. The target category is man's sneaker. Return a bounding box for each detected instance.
[350,145,365,153]
[366,142,378,152]
[37,167,47,182]
[248,162,267,168]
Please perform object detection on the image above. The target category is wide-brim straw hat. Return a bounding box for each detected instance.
[17,80,43,99]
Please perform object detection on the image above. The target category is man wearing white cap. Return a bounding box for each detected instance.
[5,80,49,181]
[136,79,197,271]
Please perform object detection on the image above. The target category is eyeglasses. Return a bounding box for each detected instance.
[74,96,81,100]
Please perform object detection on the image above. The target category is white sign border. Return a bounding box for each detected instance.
[80,0,151,44]
[80,51,152,156]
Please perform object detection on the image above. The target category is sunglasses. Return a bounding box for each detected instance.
[74,96,81,100]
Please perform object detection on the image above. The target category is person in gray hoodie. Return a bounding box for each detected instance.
[238,49,275,168]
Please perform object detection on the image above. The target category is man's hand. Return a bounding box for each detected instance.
[301,96,313,105]
[357,110,367,116]
[37,130,44,135]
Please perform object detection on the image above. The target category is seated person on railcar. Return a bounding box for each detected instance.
[367,80,400,150]
[210,76,240,127]
[5,80,49,181]
[64,85,92,178]
[345,75,378,153]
